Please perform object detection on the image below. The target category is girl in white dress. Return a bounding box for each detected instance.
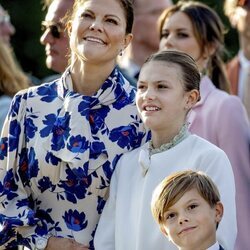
[94,50,236,250]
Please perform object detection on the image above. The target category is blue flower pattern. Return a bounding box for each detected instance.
[0,67,147,248]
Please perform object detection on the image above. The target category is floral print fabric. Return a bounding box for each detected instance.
[0,67,147,249]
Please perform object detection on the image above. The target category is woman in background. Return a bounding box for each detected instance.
[0,41,30,131]
[158,1,250,248]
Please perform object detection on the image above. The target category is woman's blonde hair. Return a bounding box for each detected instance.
[0,41,30,96]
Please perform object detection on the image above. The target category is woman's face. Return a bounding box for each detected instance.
[69,0,132,64]
[136,60,190,133]
[159,11,206,71]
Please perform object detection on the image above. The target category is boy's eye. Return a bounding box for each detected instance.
[188,204,198,210]
[166,213,176,220]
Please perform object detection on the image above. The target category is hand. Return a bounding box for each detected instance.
[46,237,89,250]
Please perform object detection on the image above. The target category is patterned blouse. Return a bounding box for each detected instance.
[0,67,148,249]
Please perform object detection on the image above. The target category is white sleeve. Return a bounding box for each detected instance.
[94,160,120,250]
[200,149,237,250]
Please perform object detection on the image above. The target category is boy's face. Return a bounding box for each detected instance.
[162,188,223,250]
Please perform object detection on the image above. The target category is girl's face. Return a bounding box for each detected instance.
[136,60,193,134]
[159,11,207,71]
[69,0,132,65]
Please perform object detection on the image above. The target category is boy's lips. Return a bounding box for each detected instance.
[178,226,197,235]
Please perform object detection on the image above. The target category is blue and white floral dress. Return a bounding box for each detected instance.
[0,67,148,249]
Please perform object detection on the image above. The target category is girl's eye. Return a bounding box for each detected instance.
[160,31,169,39]
[106,18,118,25]
[137,85,146,90]
[80,12,92,19]
[157,84,167,89]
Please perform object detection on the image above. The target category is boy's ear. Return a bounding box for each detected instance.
[215,201,224,223]
[160,225,168,237]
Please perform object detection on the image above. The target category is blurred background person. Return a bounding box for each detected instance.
[0,4,15,46]
[118,0,172,84]
[40,0,74,81]
[225,0,250,119]
[158,2,250,250]
[0,40,30,131]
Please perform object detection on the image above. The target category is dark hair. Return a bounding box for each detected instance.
[68,0,134,34]
[144,50,200,94]
[158,1,230,93]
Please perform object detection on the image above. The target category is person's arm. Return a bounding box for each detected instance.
[216,96,250,250]
[199,148,237,250]
[94,159,121,250]
[0,92,86,250]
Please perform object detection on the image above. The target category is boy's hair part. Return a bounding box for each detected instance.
[151,170,221,228]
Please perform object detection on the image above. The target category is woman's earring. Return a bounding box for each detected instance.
[119,49,124,56]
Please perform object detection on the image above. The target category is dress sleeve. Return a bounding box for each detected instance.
[0,91,43,249]
[199,148,237,250]
[215,96,250,250]
[94,159,121,250]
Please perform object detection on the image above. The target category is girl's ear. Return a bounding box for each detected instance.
[184,89,200,110]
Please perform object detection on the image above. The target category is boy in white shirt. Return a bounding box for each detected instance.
[151,170,225,250]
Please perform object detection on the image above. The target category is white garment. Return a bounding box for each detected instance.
[94,134,236,250]
[0,95,12,133]
[208,241,220,250]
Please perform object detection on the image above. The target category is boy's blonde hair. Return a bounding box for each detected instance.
[151,170,220,228]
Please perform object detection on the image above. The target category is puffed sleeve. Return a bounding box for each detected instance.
[216,96,250,250]
[0,91,41,249]
[199,146,237,250]
[94,160,121,250]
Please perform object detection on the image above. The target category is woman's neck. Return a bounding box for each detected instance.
[70,58,116,96]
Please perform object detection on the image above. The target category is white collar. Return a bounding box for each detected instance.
[207,241,220,250]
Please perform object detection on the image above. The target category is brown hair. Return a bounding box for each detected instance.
[66,0,134,34]
[151,170,221,228]
[144,50,200,94]
[158,1,231,93]
[0,41,30,97]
